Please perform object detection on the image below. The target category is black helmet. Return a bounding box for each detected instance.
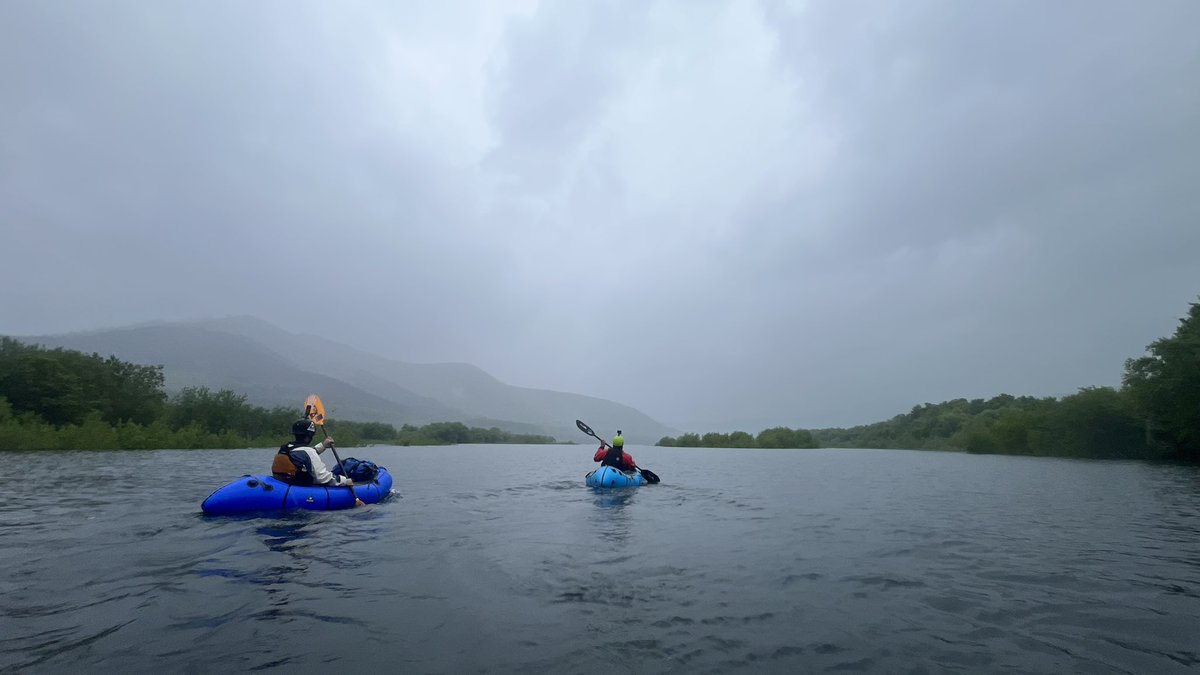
[292,419,316,436]
[617,430,622,435]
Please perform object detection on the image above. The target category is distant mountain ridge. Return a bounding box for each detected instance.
[18,316,674,443]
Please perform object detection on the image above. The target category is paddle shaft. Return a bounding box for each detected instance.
[320,427,362,500]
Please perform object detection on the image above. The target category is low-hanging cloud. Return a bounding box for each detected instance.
[3,0,1198,431]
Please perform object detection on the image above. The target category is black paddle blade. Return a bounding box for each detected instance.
[577,419,611,448]
[640,469,661,484]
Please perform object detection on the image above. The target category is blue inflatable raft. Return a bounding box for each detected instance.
[586,465,647,488]
[202,468,394,515]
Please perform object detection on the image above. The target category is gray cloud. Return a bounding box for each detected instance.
[3,0,1198,432]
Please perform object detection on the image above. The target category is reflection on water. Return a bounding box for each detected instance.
[591,487,638,546]
[591,487,638,510]
[259,519,314,553]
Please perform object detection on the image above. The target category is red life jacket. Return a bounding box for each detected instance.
[593,445,636,471]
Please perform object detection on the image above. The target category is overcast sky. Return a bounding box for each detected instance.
[2,0,1198,431]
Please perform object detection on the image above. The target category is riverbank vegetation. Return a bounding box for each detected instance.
[4,295,1196,459]
[0,338,556,450]
[658,427,819,449]
[811,388,1150,458]
[663,297,1199,461]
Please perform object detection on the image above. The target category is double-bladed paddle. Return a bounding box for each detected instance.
[306,394,365,507]
[575,419,660,483]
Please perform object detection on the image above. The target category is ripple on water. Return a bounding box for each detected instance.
[2,447,1200,674]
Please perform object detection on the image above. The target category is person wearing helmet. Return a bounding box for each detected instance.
[593,429,637,472]
[271,419,355,486]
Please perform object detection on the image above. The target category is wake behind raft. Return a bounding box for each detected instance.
[201,466,394,515]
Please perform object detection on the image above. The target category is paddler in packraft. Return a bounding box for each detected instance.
[272,419,356,486]
[593,429,638,472]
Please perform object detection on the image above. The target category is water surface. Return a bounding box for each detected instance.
[2,445,1198,673]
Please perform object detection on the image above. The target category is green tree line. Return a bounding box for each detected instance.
[811,389,1152,459]
[0,337,557,450]
[4,295,1197,458]
[658,427,819,449]
[663,297,1200,461]
[340,420,555,446]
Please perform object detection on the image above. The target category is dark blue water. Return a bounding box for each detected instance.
[2,445,1198,673]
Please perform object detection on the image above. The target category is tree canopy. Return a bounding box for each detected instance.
[1123,299,1200,459]
[0,339,557,450]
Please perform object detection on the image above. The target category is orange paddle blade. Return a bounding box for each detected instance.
[304,394,326,425]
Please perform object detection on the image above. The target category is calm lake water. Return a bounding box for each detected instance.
[2,445,1198,673]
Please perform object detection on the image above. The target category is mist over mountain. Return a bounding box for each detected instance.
[21,316,675,444]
